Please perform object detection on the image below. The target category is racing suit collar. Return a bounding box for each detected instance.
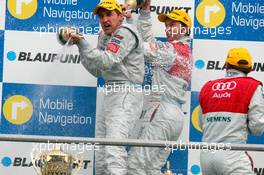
[225,69,246,78]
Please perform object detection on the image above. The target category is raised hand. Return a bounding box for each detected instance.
[61,27,84,44]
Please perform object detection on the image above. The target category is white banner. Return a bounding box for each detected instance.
[3,31,97,87]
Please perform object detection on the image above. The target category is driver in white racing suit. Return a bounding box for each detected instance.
[125,0,193,174]
[198,48,264,175]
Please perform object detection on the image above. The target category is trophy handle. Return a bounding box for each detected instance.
[30,150,42,175]
[72,152,84,175]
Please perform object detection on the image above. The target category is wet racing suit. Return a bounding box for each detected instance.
[77,23,144,175]
[127,10,192,175]
[198,69,264,175]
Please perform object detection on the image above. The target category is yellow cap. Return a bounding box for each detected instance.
[93,0,122,14]
[158,9,192,28]
[226,48,252,70]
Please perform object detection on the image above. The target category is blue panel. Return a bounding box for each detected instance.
[143,62,153,87]
[248,134,264,144]
[194,0,264,41]
[162,150,188,175]
[1,83,96,137]
[0,30,3,82]
[5,0,99,34]
[97,76,105,87]
[189,91,203,142]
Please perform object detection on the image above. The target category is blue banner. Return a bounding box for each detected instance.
[163,150,188,175]
[189,91,203,142]
[0,30,3,82]
[194,0,264,41]
[6,0,100,34]
[1,83,97,137]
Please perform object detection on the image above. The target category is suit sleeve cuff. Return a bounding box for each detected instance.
[77,39,89,50]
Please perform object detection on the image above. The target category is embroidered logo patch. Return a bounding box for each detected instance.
[111,38,121,44]
[106,43,120,53]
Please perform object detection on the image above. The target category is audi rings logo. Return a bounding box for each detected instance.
[212,81,237,91]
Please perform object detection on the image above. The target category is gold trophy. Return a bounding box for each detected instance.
[163,161,173,175]
[31,144,83,175]
[125,0,146,9]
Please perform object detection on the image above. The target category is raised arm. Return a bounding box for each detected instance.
[137,0,156,42]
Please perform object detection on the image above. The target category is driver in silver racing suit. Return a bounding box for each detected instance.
[67,0,144,174]
[198,48,264,175]
[125,0,193,174]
